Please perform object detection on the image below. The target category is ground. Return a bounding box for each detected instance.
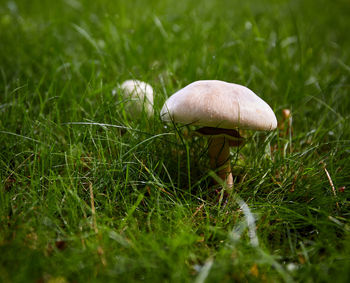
[0,0,350,282]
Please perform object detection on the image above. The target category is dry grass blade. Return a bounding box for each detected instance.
[89,182,98,234]
[89,182,107,266]
[320,161,339,209]
[194,258,214,283]
[192,203,204,218]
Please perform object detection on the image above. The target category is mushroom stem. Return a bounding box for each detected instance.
[208,136,233,188]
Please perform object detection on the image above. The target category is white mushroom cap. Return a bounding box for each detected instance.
[120,79,154,117]
[160,80,277,131]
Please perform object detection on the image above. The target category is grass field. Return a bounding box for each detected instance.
[1,0,350,282]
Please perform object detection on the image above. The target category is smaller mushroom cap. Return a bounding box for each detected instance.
[120,80,154,117]
[160,80,277,131]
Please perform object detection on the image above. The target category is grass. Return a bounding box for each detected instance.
[0,0,350,282]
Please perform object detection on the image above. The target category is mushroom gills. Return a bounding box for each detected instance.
[195,126,245,147]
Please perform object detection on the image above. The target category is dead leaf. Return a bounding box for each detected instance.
[298,255,306,264]
[55,240,67,251]
[250,264,259,277]
[338,186,345,193]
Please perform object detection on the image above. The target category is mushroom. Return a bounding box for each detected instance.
[160,80,277,188]
[120,79,154,117]
[278,109,293,137]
